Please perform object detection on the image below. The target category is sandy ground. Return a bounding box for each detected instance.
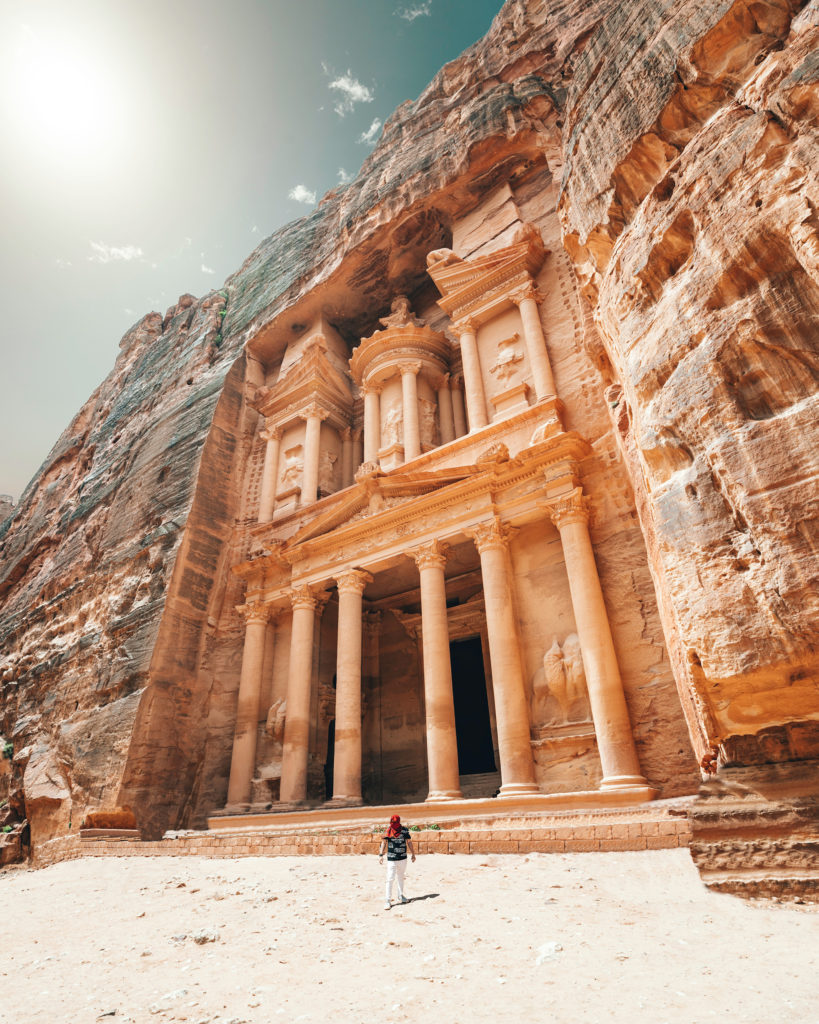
[1,849,817,1024]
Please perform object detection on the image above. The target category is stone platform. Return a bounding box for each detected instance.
[30,795,693,870]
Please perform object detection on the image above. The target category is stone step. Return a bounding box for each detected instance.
[458,772,502,798]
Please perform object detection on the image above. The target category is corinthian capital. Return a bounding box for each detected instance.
[260,424,284,443]
[451,317,477,339]
[546,487,590,530]
[510,280,542,306]
[302,403,329,422]
[411,539,450,571]
[237,601,270,626]
[467,517,516,554]
[397,360,422,377]
[290,584,320,612]
[335,569,373,596]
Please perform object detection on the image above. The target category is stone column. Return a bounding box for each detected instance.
[341,428,354,489]
[452,319,488,430]
[512,282,556,400]
[352,430,363,475]
[257,426,283,524]
[331,569,372,803]
[451,376,467,438]
[301,404,327,505]
[362,384,381,465]
[468,518,539,797]
[413,541,462,800]
[435,374,455,445]
[548,489,647,789]
[226,603,270,808]
[280,585,323,803]
[363,610,383,803]
[399,362,422,461]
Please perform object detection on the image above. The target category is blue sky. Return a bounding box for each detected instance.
[0,0,502,498]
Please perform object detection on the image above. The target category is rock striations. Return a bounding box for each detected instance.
[1,0,817,897]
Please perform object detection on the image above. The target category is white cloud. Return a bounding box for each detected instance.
[55,257,72,269]
[250,224,260,234]
[87,241,144,264]
[328,69,374,116]
[337,167,353,185]
[397,1,432,21]
[289,184,317,205]
[358,118,382,145]
[201,263,215,275]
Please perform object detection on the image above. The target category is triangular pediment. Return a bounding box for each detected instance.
[287,463,481,547]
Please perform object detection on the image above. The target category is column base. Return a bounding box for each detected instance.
[215,802,251,816]
[323,796,364,807]
[425,789,463,801]
[497,782,542,798]
[599,774,650,791]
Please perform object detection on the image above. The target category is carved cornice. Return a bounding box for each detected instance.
[467,516,517,554]
[411,539,450,571]
[546,486,590,529]
[335,568,373,595]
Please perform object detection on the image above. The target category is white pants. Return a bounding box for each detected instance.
[385,858,407,902]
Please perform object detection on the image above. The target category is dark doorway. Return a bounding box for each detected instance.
[324,719,335,800]
[449,637,496,775]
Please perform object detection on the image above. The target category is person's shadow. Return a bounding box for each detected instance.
[401,893,439,904]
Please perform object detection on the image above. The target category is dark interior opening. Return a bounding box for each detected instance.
[449,637,496,775]
[324,719,335,800]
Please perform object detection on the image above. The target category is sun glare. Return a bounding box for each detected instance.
[8,24,122,163]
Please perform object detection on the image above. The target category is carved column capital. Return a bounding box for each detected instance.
[546,487,590,530]
[509,280,542,306]
[431,372,450,391]
[451,317,477,339]
[290,584,320,612]
[450,374,464,391]
[397,360,422,377]
[361,380,383,396]
[335,569,373,596]
[260,424,284,443]
[411,539,450,571]
[467,516,517,554]
[237,601,270,626]
[363,609,383,637]
[302,402,329,422]
[340,426,353,442]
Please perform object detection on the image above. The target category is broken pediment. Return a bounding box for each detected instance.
[252,337,353,429]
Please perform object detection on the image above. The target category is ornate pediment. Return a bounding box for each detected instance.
[427,223,549,324]
[252,338,353,428]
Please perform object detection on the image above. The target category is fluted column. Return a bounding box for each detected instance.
[512,282,556,400]
[300,403,327,505]
[362,384,381,465]
[434,374,455,445]
[257,426,283,524]
[331,569,372,803]
[548,489,646,789]
[413,541,462,800]
[399,362,422,461]
[452,319,488,430]
[341,428,354,489]
[280,585,324,803]
[226,603,270,808]
[468,518,539,797]
[451,376,467,438]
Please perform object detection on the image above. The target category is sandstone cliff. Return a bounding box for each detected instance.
[1,0,816,889]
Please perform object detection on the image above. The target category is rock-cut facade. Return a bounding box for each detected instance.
[1,0,817,897]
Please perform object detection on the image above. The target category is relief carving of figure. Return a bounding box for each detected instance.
[382,404,404,446]
[280,445,303,489]
[265,699,287,746]
[531,634,590,728]
[319,449,338,494]
[379,294,424,329]
[418,398,438,447]
[490,335,524,382]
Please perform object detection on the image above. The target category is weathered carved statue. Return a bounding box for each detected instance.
[379,294,423,328]
[426,247,461,269]
[280,445,303,489]
[531,634,590,728]
[418,398,438,447]
[265,699,286,746]
[490,335,524,382]
[319,449,338,494]
[382,404,404,446]
[562,633,588,711]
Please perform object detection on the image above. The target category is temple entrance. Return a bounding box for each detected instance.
[450,637,496,776]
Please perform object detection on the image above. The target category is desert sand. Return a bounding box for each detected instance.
[1,849,817,1024]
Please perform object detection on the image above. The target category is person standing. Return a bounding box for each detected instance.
[378,814,416,910]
